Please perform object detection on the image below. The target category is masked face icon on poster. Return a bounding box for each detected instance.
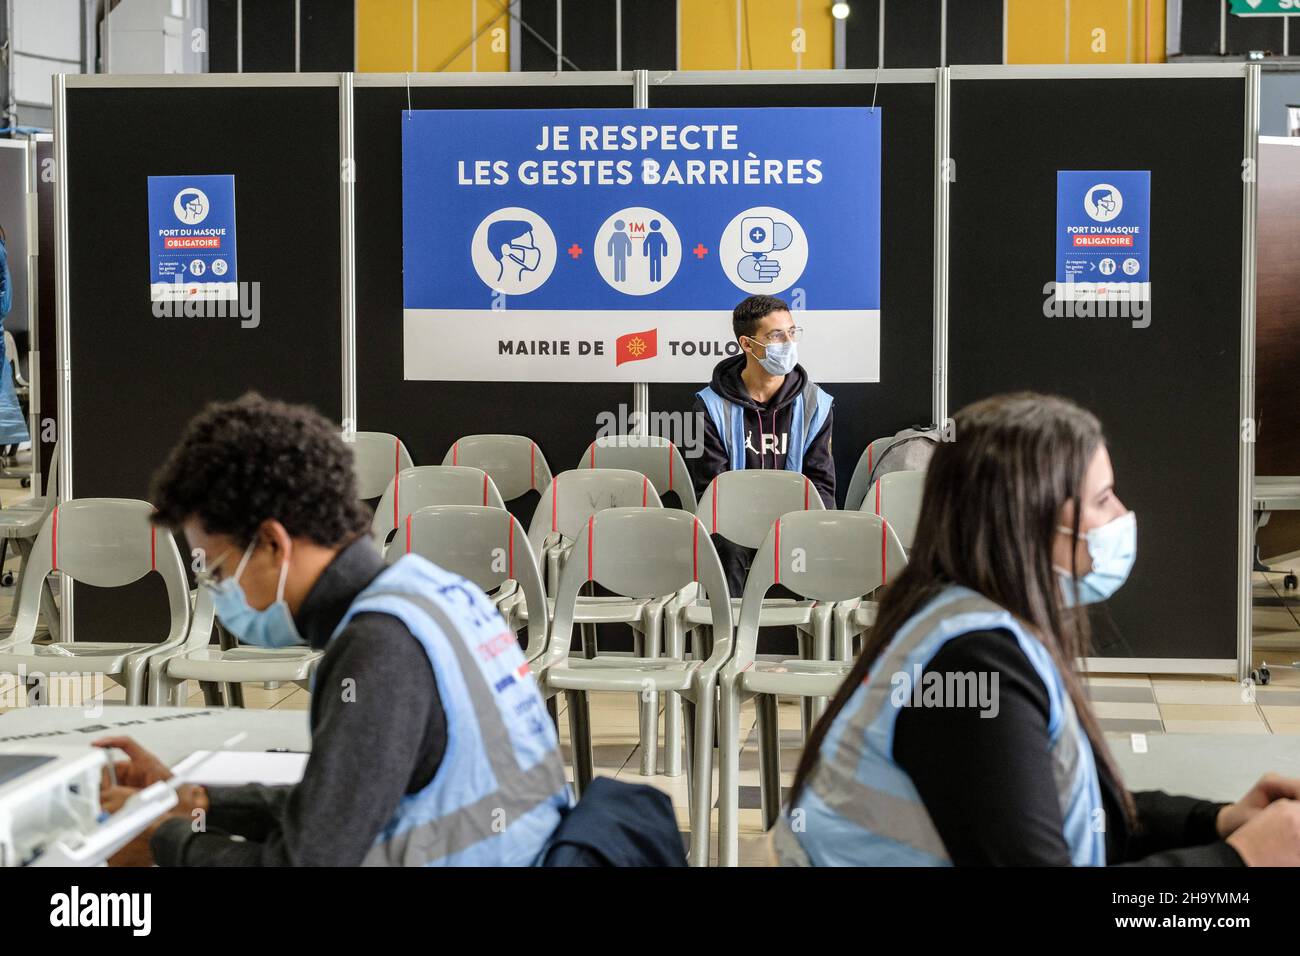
[489,219,541,284]
[1085,185,1122,222]
[468,208,557,297]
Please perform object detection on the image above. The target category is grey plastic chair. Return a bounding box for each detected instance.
[3,330,27,392]
[0,441,60,639]
[0,499,191,705]
[717,510,908,866]
[401,504,547,663]
[349,431,414,500]
[150,580,322,704]
[663,470,827,774]
[536,507,733,866]
[579,434,698,511]
[443,434,553,504]
[861,469,926,550]
[371,465,505,551]
[843,434,900,512]
[524,468,665,773]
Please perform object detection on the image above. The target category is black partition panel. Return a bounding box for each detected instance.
[645,81,936,507]
[949,75,1244,662]
[354,81,633,526]
[65,83,343,641]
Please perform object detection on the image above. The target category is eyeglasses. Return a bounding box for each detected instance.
[194,546,237,590]
[757,327,803,345]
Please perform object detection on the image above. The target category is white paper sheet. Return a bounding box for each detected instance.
[170,750,309,787]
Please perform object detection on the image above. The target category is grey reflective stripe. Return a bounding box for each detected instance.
[801,382,818,442]
[808,592,1043,862]
[772,817,812,867]
[717,397,735,462]
[810,774,952,861]
[832,593,996,765]
[1051,696,1084,821]
[359,590,567,867]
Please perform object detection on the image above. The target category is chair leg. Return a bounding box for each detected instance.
[756,693,782,832]
[682,698,696,818]
[158,675,186,707]
[833,605,851,661]
[579,582,599,659]
[688,681,717,867]
[199,680,225,706]
[663,615,684,777]
[147,658,185,707]
[810,610,832,723]
[214,622,245,707]
[5,538,28,637]
[121,657,147,706]
[637,604,663,777]
[40,573,60,642]
[545,692,559,730]
[718,677,742,867]
[796,626,815,740]
[565,689,594,799]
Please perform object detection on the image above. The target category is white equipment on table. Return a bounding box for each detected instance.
[0,747,176,867]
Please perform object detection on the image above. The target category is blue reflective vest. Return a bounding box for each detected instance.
[331,554,572,866]
[697,379,833,474]
[0,240,28,446]
[778,585,1105,867]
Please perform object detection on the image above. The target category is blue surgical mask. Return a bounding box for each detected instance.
[208,539,304,648]
[755,340,798,376]
[1055,511,1137,607]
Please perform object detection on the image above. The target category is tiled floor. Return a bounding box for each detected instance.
[2,478,1299,864]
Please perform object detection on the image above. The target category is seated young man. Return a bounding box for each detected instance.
[692,294,836,593]
[97,393,570,866]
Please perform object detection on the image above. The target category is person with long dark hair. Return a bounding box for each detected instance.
[779,393,1300,866]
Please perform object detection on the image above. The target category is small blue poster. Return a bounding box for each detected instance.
[147,174,238,301]
[1055,170,1150,304]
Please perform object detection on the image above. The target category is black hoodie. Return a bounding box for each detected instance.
[690,355,835,597]
[690,353,836,509]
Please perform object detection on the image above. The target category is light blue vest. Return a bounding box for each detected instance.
[330,554,572,866]
[697,379,833,474]
[778,585,1105,867]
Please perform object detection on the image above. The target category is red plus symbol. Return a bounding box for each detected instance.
[568,244,583,259]
[692,243,709,259]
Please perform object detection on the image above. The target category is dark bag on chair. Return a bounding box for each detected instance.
[541,777,687,867]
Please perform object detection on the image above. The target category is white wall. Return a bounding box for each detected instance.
[102,0,206,76]
[10,0,83,125]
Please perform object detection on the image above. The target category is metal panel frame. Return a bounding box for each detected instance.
[340,71,357,435]
[1239,64,1261,681]
[52,71,70,630]
[355,70,634,88]
[52,66,1256,674]
[647,67,937,85]
[29,132,49,497]
[949,60,1254,678]
[52,69,351,642]
[951,62,1250,80]
[933,66,949,427]
[63,73,344,88]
